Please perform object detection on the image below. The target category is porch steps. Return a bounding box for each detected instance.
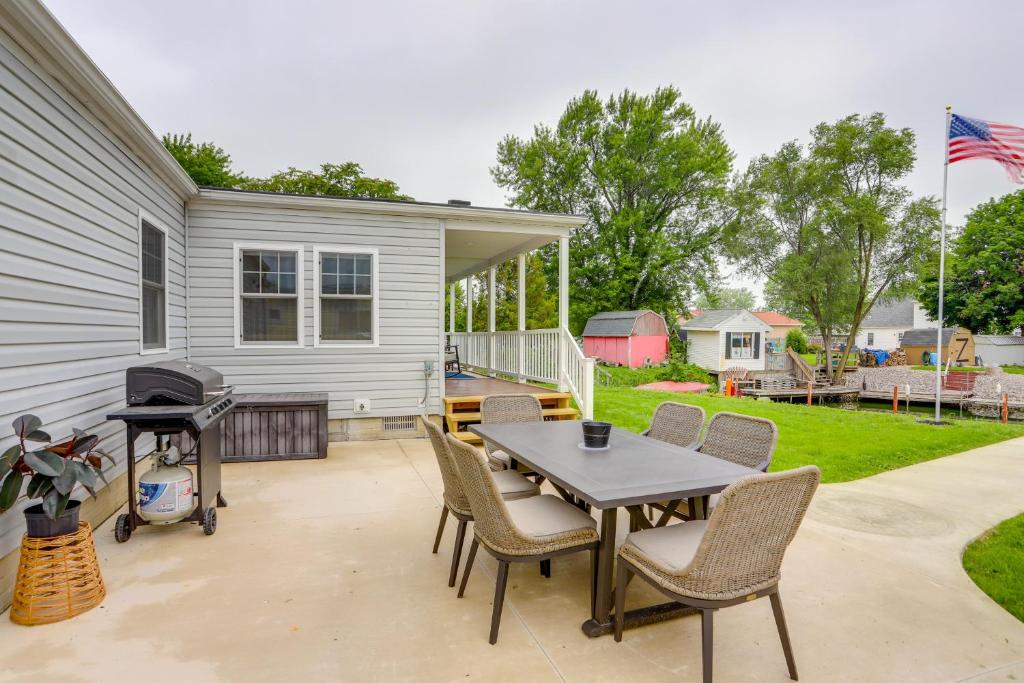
[443,392,578,445]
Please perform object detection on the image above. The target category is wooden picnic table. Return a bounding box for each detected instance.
[469,420,757,637]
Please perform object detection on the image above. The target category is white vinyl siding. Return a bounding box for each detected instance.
[717,311,770,372]
[685,330,720,372]
[233,243,304,347]
[314,245,379,348]
[188,200,440,419]
[855,328,904,351]
[0,33,187,558]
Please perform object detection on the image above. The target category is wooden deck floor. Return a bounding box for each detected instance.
[443,374,577,444]
[444,375,551,398]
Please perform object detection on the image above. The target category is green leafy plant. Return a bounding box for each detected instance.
[0,415,112,520]
[785,328,809,354]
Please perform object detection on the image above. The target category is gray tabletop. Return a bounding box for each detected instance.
[470,421,757,509]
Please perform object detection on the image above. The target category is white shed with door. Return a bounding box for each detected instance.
[679,309,772,373]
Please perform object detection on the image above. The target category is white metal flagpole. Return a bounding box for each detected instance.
[935,106,952,423]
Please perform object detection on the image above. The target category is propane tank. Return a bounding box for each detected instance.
[138,440,195,524]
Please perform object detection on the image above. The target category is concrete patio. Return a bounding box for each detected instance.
[1,436,1023,682]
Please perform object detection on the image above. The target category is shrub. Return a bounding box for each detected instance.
[807,342,823,353]
[785,328,809,354]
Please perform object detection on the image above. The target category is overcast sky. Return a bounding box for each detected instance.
[45,0,1023,304]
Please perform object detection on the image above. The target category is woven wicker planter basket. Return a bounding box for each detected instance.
[10,522,105,625]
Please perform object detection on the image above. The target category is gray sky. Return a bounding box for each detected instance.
[46,0,1023,304]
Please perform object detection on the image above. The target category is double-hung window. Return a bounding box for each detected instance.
[315,247,377,346]
[237,245,303,345]
[139,213,167,353]
[729,332,755,359]
[867,332,875,346]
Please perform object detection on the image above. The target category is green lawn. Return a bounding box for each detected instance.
[911,365,986,372]
[593,386,1024,483]
[964,514,1024,622]
[800,353,818,366]
[1003,366,1024,375]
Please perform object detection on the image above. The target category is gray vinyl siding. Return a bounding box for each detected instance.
[0,33,187,556]
[186,199,442,419]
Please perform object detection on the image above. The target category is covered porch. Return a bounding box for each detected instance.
[441,211,594,421]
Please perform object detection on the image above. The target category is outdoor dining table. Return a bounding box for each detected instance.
[470,420,758,637]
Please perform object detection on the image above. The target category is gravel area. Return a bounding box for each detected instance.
[843,367,1024,400]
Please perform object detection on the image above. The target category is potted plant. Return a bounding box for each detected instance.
[0,414,112,538]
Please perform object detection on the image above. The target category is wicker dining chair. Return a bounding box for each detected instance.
[446,434,599,644]
[479,394,544,472]
[642,402,706,449]
[698,411,778,472]
[615,466,821,683]
[422,418,540,588]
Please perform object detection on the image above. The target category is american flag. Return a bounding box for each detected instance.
[948,113,1024,184]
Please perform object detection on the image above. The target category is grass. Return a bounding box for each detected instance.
[593,385,1024,483]
[1003,366,1024,375]
[911,365,986,372]
[963,513,1024,622]
[800,352,818,366]
[597,363,714,388]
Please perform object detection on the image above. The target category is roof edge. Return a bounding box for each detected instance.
[2,0,198,198]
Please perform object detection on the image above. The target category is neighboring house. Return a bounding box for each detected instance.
[856,297,933,349]
[582,310,670,368]
[901,328,976,365]
[0,0,586,588]
[974,335,1024,367]
[752,312,803,349]
[679,309,772,373]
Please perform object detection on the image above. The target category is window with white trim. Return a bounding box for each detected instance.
[317,249,376,344]
[867,332,875,346]
[140,218,166,351]
[730,332,755,359]
[239,248,300,343]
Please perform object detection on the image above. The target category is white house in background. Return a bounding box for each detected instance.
[856,297,933,350]
[975,335,1024,367]
[680,309,772,374]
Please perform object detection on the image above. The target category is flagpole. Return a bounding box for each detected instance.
[935,105,952,423]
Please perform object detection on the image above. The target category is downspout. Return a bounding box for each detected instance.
[184,201,191,361]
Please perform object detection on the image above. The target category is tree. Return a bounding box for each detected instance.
[727,114,940,378]
[162,133,243,188]
[694,286,756,310]
[785,328,809,354]
[918,190,1024,334]
[240,162,410,200]
[457,254,558,332]
[492,87,734,333]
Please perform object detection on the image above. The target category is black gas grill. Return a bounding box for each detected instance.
[107,360,236,541]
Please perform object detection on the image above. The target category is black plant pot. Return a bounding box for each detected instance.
[23,499,81,538]
[582,421,612,449]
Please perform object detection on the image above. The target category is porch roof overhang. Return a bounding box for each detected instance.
[445,217,582,282]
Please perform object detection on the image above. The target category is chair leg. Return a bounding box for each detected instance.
[432,507,449,554]
[448,519,467,588]
[489,560,510,644]
[458,538,478,598]
[770,591,799,680]
[614,560,630,642]
[701,608,714,683]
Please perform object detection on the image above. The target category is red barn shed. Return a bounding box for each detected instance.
[582,310,670,368]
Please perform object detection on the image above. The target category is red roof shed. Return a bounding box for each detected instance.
[582,310,670,368]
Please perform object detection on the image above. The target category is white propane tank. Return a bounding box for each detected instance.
[138,442,195,524]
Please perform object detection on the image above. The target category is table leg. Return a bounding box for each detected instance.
[582,508,617,636]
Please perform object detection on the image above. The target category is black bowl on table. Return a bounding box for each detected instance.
[582,420,612,449]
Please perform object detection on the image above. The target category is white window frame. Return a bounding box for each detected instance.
[233,242,305,349]
[730,331,755,359]
[867,332,875,346]
[138,209,170,355]
[313,245,379,348]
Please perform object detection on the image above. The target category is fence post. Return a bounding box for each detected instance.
[806,382,813,406]
[892,385,898,414]
[1003,393,1010,424]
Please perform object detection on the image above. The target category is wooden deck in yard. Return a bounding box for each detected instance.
[444,375,578,445]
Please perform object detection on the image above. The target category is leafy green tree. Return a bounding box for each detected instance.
[918,190,1024,334]
[492,87,734,333]
[162,133,243,188]
[240,162,410,200]
[694,286,756,310]
[459,254,558,332]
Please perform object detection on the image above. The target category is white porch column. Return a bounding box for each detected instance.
[488,266,496,377]
[557,236,569,391]
[448,282,455,335]
[465,276,472,333]
[517,253,526,383]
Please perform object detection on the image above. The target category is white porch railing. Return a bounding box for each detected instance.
[449,328,595,419]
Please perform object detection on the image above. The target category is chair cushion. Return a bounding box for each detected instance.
[488,449,510,471]
[506,494,597,538]
[622,520,709,571]
[493,470,540,501]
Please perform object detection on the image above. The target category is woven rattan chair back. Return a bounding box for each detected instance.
[699,411,778,471]
[445,434,528,555]
[645,402,705,448]
[422,418,472,516]
[479,394,544,459]
[680,466,820,600]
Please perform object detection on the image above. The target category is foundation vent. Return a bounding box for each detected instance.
[382,415,417,433]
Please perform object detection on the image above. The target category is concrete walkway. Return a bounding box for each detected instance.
[0,436,1022,682]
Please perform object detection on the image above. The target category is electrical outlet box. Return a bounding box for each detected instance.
[353,398,371,414]
[424,359,435,375]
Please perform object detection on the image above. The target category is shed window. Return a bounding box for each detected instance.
[140,219,166,351]
[730,332,755,359]
[317,250,376,344]
[240,248,300,343]
[867,333,875,346]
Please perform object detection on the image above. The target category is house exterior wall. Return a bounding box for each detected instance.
[629,335,669,367]
[0,33,187,557]
[185,198,442,420]
[976,339,1024,367]
[766,323,800,342]
[686,330,720,372]
[633,311,669,337]
[583,336,628,366]
[717,312,770,372]
[856,327,905,350]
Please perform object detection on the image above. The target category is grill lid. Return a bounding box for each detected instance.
[126,360,225,406]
